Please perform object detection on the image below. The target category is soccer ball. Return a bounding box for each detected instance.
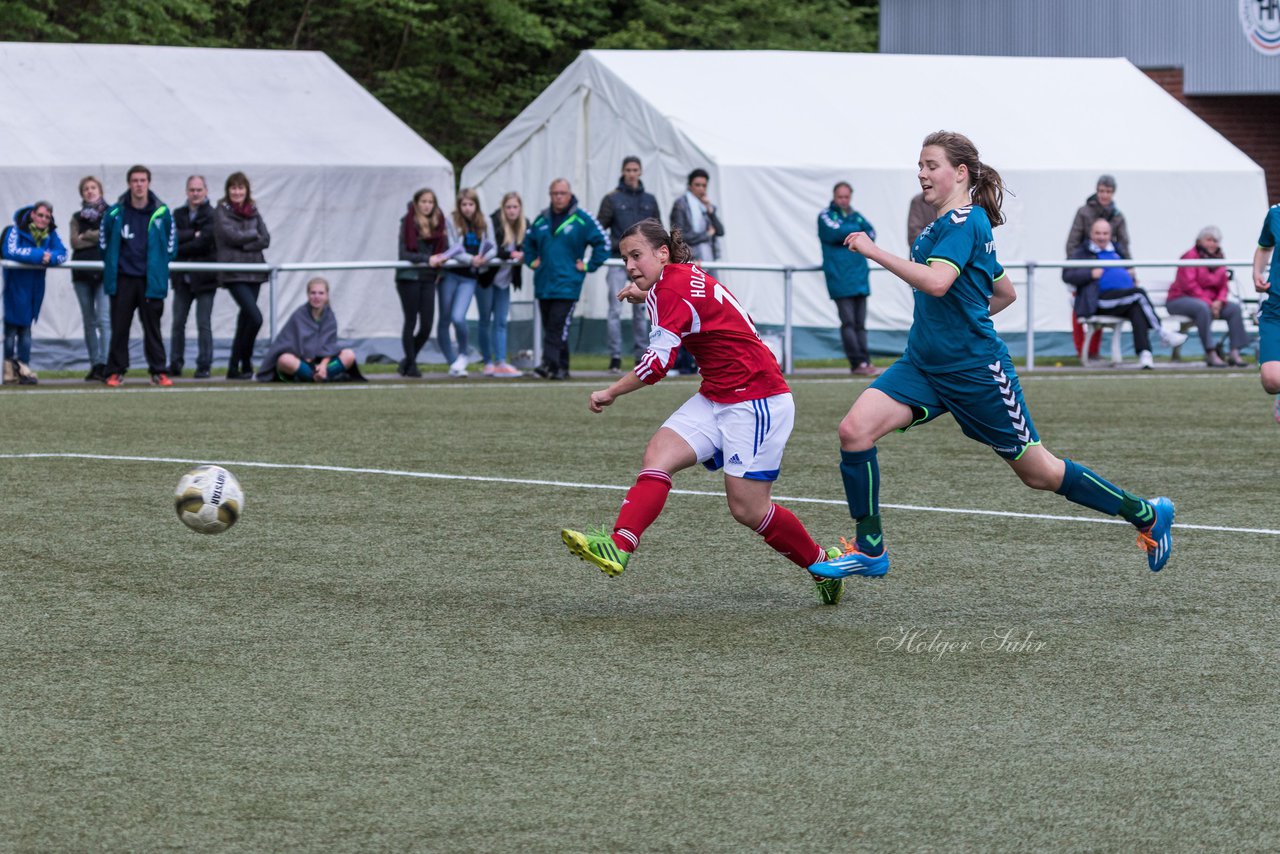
[174,465,244,534]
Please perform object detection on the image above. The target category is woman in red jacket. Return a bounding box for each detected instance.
[1166,226,1248,367]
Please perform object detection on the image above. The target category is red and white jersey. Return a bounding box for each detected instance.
[634,263,789,404]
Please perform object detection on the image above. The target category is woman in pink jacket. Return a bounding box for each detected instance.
[1166,226,1248,367]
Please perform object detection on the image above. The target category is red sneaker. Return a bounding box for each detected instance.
[104,374,124,387]
[151,373,173,387]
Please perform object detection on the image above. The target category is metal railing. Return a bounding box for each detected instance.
[3,255,1264,374]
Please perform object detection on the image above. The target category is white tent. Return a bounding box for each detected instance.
[461,50,1268,358]
[0,42,453,367]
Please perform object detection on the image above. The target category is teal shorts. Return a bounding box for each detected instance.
[870,355,1040,461]
[1259,311,1280,364]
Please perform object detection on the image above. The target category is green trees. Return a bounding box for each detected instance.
[0,0,876,167]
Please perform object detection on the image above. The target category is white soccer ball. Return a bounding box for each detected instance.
[174,465,244,534]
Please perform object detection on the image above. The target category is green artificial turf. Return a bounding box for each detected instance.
[1,373,1277,852]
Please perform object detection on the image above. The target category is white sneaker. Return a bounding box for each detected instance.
[1159,328,1188,349]
[482,363,497,377]
[1138,350,1154,370]
[449,355,469,377]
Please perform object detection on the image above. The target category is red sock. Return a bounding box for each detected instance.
[754,503,826,569]
[612,469,672,552]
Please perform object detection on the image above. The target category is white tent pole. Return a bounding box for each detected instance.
[268,268,279,341]
[783,267,794,375]
[1024,261,1037,372]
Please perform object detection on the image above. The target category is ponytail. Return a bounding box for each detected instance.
[970,161,1007,228]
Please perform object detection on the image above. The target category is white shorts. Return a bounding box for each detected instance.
[662,392,795,481]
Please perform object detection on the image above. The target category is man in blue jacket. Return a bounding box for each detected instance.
[100,165,177,387]
[2,202,68,384]
[818,181,879,377]
[524,178,609,380]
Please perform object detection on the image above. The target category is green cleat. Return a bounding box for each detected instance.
[812,546,844,605]
[561,527,630,577]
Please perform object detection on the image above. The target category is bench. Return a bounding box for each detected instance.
[1079,283,1259,367]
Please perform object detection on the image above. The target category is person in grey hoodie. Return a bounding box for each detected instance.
[597,156,660,372]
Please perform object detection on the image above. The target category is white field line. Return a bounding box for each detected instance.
[0,370,1256,397]
[3,452,1277,538]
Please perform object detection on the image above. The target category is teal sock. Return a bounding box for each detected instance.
[840,448,884,555]
[1056,459,1153,528]
[324,358,346,381]
[293,361,314,382]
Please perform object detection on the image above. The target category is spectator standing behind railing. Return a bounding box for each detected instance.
[818,181,880,377]
[1065,175,1130,362]
[475,191,528,377]
[215,171,270,380]
[168,175,218,379]
[668,169,722,376]
[255,276,364,383]
[395,188,447,378]
[1253,202,1280,422]
[524,178,609,381]
[2,201,67,385]
[1166,226,1248,368]
[433,188,494,378]
[1063,219,1185,370]
[68,176,109,381]
[100,165,177,388]
[597,156,658,373]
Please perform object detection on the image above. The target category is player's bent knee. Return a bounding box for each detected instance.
[837,415,875,451]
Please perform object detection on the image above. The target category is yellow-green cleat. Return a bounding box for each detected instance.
[811,546,844,605]
[562,527,630,577]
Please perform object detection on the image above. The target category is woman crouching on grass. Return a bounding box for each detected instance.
[560,219,844,605]
[811,130,1174,584]
[255,277,365,383]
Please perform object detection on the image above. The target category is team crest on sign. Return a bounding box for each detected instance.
[1240,0,1280,56]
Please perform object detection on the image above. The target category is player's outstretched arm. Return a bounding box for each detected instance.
[845,231,958,296]
[589,372,646,414]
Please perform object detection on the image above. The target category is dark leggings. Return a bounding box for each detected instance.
[226,281,263,372]
[396,279,436,363]
[834,295,869,367]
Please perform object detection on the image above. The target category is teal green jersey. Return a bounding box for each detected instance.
[905,205,1008,372]
[1258,204,1280,321]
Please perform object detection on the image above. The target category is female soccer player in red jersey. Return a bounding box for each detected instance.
[561,219,843,604]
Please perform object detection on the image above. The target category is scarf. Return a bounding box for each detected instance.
[78,198,107,225]
[1195,242,1224,273]
[28,225,49,245]
[684,190,707,235]
[230,200,257,219]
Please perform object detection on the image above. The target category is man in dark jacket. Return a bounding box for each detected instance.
[1065,175,1131,362]
[597,156,660,372]
[100,164,177,387]
[168,175,217,378]
[523,178,609,380]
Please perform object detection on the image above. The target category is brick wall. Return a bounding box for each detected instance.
[1145,67,1280,205]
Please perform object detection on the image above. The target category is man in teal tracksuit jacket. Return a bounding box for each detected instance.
[817,181,878,376]
[523,178,609,379]
[100,165,178,385]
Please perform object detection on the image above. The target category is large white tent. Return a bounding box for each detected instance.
[462,50,1268,358]
[0,42,453,367]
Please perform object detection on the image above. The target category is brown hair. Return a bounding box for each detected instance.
[921,130,1007,227]
[78,176,103,199]
[126,164,151,182]
[222,171,254,206]
[499,191,525,247]
[619,218,692,264]
[452,187,488,237]
[412,188,443,239]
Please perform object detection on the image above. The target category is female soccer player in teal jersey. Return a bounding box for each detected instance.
[1251,203,1280,423]
[811,131,1175,581]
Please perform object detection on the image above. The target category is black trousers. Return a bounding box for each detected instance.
[226,281,263,372]
[106,274,167,376]
[834,295,870,367]
[538,298,576,372]
[396,279,437,363]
